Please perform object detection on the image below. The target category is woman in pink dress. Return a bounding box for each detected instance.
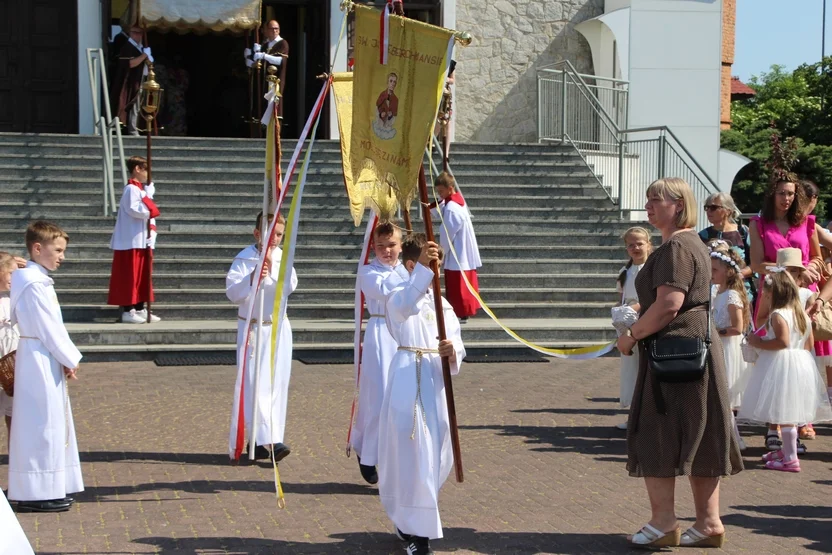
[749,177,825,448]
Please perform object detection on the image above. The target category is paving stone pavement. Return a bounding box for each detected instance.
[1,357,830,555]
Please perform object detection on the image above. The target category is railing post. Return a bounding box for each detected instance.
[618,139,625,207]
[657,131,666,179]
[560,72,567,141]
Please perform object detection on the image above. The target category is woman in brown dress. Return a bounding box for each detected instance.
[616,178,743,549]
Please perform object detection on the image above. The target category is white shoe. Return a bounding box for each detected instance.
[121,309,145,324]
[137,309,161,323]
[615,422,628,430]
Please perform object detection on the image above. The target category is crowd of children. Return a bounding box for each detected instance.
[616,228,832,474]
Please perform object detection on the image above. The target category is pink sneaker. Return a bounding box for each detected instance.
[764,459,800,472]
[762,449,784,462]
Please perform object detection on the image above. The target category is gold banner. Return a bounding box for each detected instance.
[349,4,454,221]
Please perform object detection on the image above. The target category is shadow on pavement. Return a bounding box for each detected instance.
[723,508,832,553]
[75,480,376,501]
[79,451,230,465]
[124,528,641,554]
[460,424,626,456]
[512,407,628,416]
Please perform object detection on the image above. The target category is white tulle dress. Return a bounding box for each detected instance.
[712,288,751,409]
[616,263,643,408]
[738,308,832,425]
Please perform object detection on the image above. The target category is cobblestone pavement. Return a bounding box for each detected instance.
[1,357,830,554]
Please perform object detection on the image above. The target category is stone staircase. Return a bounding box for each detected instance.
[0,132,640,360]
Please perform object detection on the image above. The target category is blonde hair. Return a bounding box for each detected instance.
[0,252,17,275]
[25,220,69,253]
[646,177,697,229]
[704,192,741,223]
[765,271,808,336]
[618,227,653,288]
[710,247,750,330]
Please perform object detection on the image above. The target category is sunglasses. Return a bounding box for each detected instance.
[704,205,724,212]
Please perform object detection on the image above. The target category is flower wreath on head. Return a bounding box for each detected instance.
[710,250,742,274]
[763,265,786,286]
[708,239,730,251]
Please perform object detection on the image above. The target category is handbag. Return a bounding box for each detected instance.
[647,303,711,384]
[0,350,15,396]
[813,301,832,341]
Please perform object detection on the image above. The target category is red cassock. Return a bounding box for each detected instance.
[107,179,160,306]
[436,192,481,318]
[444,268,480,318]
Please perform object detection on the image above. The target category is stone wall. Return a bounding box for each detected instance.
[454,0,603,142]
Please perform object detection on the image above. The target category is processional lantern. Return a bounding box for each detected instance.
[140,64,163,126]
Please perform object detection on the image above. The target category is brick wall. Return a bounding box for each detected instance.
[721,0,736,129]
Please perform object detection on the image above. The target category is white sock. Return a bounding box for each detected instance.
[781,426,798,462]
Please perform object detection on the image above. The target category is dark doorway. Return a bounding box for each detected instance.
[0,0,78,133]
[132,0,330,139]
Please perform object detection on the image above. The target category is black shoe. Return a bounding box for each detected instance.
[396,528,412,542]
[356,455,378,485]
[405,536,433,555]
[246,443,271,460]
[272,442,292,462]
[797,440,808,455]
[459,317,468,324]
[15,499,73,513]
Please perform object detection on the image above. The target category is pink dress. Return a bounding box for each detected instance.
[751,215,832,360]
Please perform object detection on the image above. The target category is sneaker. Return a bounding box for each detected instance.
[765,433,782,451]
[615,422,628,430]
[797,441,808,455]
[405,536,433,555]
[137,309,161,323]
[395,528,412,542]
[459,317,469,324]
[121,309,145,324]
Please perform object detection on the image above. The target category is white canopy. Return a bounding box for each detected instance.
[123,0,261,33]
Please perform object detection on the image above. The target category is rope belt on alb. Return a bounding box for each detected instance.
[397,346,440,439]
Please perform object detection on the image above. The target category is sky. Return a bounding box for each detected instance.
[733,0,830,81]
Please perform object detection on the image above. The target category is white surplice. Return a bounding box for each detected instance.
[350,258,409,466]
[110,182,151,250]
[8,262,83,502]
[378,264,465,540]
[226,245,297,456]
[432,199,481,271]
[0,489,34,555]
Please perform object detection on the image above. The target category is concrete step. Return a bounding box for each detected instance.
[47,272,620,289]
[55,286,619,305]
[0,242,624,261]
[66,317,617,354]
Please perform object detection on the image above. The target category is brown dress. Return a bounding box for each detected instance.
[627,230,744,478]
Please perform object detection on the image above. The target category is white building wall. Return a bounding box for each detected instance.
[77,0,103,135]
[627,0,722,182]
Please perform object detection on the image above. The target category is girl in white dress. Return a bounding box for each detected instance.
[615,227,653,429]
[740,270,832,472]
[708,244,751,450]
[0,253,20,447]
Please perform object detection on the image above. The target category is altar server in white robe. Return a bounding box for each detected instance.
[351,222,409,484]
[226,212,297,462]
[0,489,34,554]
[379,234,465,555]
[8,221,82,513]
[430,171,481,322]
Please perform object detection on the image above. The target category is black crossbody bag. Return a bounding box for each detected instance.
[647,303,711,413]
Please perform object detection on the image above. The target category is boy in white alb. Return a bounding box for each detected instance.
[431,172,481,322]
[226,212,297,461]
[379,234,465,555]
[8,221,83,513]
[351,222,409,484]
[0,253,20,446]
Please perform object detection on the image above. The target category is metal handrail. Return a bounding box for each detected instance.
[537,67,630,85]
[86,48,126,216]
[545,60,622,134]
[620,126,719,190]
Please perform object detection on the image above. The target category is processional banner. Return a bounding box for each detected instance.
[346,4,454,224]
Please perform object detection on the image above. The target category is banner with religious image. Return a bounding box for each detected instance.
[349,4,454,221]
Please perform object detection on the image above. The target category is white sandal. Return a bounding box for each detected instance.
[629,523,681,549]
[680,527,725,547]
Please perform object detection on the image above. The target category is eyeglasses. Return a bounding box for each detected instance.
[704,205,724,212]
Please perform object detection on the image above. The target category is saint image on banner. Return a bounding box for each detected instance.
[373,72,399,140]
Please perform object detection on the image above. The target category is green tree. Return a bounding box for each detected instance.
[723,57,832,219]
